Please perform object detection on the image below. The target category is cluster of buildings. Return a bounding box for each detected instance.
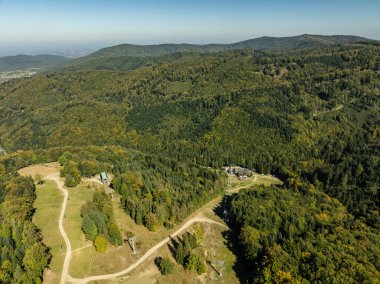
[225,166,253,180]
[0,69,37,83]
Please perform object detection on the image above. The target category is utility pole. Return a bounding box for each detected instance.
[129,236,137,254]
[218,260,225,277]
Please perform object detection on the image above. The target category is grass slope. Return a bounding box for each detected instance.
[33,180,65,284]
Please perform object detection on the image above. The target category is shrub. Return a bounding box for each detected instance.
[94,235,107,253]
[155,257,175,275]
[108,222,123,246]
[144,213,159,232]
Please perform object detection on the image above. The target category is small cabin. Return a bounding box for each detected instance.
[100,172,108,184]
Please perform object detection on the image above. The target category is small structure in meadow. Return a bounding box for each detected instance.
[100,172,108,184]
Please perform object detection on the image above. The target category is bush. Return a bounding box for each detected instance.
[94,235,107,253]
[196,259,207,274]
[144,213,159,232]
[82,215,98,241]
[108,222,123,246]
[185,254,206,275]
[63,163,81,187]
[126,231,135,238]
[155,257,175,275]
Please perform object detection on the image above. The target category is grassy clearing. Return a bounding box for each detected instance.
[69,246,96,279]
[254,174,283,186]
[65,184,94,250]
[230,173,282,189]
[94,183,175,275]
[28,165,281,283]
[69,181,175,278]
[18,162,60,178]
[117,173,282,283]
[125,223,239,284]
[33,180,65,284]
[66,183,94,278]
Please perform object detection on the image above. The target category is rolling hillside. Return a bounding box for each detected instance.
[65,34,373,71]
[0,54,70,71]
[84,34,369,57]
[230,34,369,50]
[0,35,373,73]
[0,41,379,283]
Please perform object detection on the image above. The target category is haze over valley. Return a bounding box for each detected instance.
[0,1,379,284]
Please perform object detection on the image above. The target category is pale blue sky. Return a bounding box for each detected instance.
[0,0,379,47]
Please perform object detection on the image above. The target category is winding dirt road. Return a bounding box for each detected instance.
[70,217,227,284]
[44,173,72,284]
[43,174,228,284]
[42,171,275,283]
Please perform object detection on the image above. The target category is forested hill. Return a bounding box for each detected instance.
[83,34,369,57]
[65,34,374,71]
[228,185,380,282]
[0,54,69,71]
[0,39,379,281]
[1,42,379,225]
[230,34,370,50]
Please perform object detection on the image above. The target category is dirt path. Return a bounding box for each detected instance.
[312,104,344,117]
[72,244,92,253]
[44,173,73,284]
[225,175,257,195]
[41,170,272,283]
[43,173,229,284]
[70,216,227,284]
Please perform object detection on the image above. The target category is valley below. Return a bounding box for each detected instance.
[0,34,379,284]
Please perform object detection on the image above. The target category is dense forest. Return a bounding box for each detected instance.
[57,147,225,230]
[0,40,379,282]
[228,185,380,283]
[0,43,378,225]
[0,175,50,283]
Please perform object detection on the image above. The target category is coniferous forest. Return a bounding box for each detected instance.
[0,39,379,282]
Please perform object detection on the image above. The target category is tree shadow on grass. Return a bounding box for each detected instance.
[213,195,251,283]
[167,236,180,259]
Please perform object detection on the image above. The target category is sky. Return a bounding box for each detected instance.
[0,0,379,49]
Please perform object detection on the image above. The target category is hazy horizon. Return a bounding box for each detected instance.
[0,32,376,57]
[1,0,379,47]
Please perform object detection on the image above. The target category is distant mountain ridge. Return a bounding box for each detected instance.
[89,34,370,58]
[229,34,370,50]
[1,34,375,73]
[65,34,374,71]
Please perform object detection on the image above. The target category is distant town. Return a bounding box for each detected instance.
[0,68,38,82]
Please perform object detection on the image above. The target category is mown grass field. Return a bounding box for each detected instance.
[122,222,239,284]
[69,181,176,278]
[18,162,60,178]
[66,183,95,278]
[33,180,65,284]
[116,174,282,284]
[29,164,281,283]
